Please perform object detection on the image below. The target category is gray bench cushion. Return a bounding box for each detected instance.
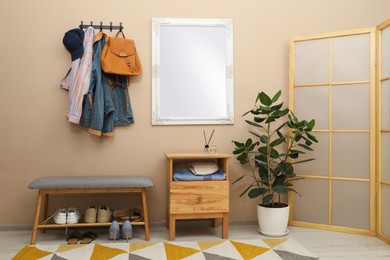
[28,175,154,189]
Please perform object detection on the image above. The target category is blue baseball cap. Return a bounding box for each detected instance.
[63,28,85,61]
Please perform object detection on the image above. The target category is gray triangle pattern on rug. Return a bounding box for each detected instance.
[51,254,67,260]
[128,253,152,260]
[203,252,238,260]
[274,250,319,260]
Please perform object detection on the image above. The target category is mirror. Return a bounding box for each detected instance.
[152,18,234,125]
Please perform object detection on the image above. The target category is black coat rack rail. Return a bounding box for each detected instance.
[79,21,124,32]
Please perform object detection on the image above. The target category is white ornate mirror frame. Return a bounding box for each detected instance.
[152,18,234,125]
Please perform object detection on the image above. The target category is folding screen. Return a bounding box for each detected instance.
[289,28,376,236]
[377,19,390,244]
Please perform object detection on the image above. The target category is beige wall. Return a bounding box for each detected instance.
[0,0,389,225]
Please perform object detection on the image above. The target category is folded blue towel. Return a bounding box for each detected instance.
[172,164,226,181]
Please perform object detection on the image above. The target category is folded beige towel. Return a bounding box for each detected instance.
[187,162,219,175]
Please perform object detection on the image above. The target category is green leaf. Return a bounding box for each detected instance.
[258,164,268,180]
[273,175,287,186]
[260,135,268,143]
[273,185,289,194]
[254,117,266,123]
[232,141,244,148]
[248,131,262,139]
[283,162,293,175]
[306,119,315,131]
[271,90,282,103]
[306,132,318,143]
[248,188,267,198]
[273,108,289,118]
[258,146,268,155]
[255,154,268,163]
[232,175,245,184]
[270,102,283,111]
[245,138,253,147]
[249,109,261,115]
[236,154,248,164]
[287,187,302,197]
[232,147,245,154]
[270,148,280,159]
[292,158,315,164]
[290,149,305,154]
[298,143,313,151]
[259,92,272,106]
[270,137,285,147]
[277,130,284,139]
[288,152,299,159]
[265,116,276,124]
[262,194,273,205]
[245,120,264,128]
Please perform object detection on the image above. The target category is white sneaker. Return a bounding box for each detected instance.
[66,207,81,224]
[53,208,67,224]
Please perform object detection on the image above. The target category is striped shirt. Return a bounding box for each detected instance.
[60,27,94,124]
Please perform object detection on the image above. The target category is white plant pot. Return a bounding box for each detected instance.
[257,204,290,237]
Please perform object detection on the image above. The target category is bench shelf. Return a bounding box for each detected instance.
[29,176,154,245]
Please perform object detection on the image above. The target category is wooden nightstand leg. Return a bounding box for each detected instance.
[31,190,43,245]
[222,213,229,239]
[169,214,176,241]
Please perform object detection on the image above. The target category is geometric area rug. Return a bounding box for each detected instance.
[12,238,319,260]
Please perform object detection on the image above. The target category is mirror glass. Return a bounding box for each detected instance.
[152,18,234,125]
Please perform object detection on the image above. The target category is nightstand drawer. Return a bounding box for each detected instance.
[170,181,229,213]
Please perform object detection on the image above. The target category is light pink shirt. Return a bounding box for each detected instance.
[60,27,94,124]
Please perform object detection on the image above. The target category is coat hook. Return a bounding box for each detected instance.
[90,21,93,26]
[79,21,83,29]
[100,21,103,32]
[119,22,123,32]
[110,22,113,32]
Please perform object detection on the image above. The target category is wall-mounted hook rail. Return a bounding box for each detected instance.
[79,21,124,31]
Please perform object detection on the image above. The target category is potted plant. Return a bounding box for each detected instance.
[232,90,317,236]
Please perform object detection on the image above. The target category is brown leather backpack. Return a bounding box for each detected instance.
[101,31,142,76]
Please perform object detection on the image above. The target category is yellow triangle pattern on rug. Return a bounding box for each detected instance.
[197,240,226,251]
[263,238,288,248]
[12,245,53,260]
[89,244,127,260]
[56,244,87,253]
[130,241,159,252]
[163,242,200,260]
[230,240,270,260]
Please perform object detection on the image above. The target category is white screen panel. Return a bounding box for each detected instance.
[382,184,390,236]
[294,39,329,85]
[294,86,329,130]
[293,178,328,224]
[332,180,370,230]
[382,26,390,78]
[382,133,390,183]
[333,133,369,179]
[332,34,370,83]
[332,84,370,130]
[294,133,329,176]
[382,80,390,130]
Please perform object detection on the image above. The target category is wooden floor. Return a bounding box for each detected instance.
[2,222,389,259]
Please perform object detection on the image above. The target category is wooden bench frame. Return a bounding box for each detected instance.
[31,187,150,245]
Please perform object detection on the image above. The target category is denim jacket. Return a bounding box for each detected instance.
[80,32,134,137]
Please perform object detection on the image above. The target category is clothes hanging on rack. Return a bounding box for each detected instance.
[60,23,139,137]
[60,26,94,124]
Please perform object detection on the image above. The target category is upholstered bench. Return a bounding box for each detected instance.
[28,175,154,245]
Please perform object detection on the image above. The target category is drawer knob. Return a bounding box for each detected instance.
[197,196,203,202]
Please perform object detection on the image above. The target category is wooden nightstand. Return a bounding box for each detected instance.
[165,152,231,240]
